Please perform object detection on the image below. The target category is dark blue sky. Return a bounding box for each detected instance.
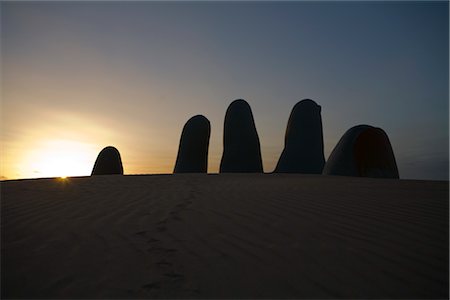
[2,1,448,180]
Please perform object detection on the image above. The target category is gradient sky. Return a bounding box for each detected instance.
[1,1,448,180]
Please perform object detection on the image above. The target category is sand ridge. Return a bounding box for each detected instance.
[1,174,448,298]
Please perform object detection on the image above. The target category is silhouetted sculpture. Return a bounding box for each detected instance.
[220,99,263,173]
[274,99,325,173]
[91,146,124,175]
[174,115,211,173]
[323,125,399,178]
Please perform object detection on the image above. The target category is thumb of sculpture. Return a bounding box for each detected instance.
[323,125,399,178]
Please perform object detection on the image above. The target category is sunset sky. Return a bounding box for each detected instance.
[1,1,448,180]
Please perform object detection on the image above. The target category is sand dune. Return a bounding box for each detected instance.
[1,174,448,298]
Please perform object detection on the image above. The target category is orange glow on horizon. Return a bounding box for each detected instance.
[17,139,98,179]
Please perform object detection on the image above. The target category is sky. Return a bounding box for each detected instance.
[1,1,448,180]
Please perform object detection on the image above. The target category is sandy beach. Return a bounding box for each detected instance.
[1,174,448,298]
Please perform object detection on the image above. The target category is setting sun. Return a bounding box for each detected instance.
[19,140,98,179]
